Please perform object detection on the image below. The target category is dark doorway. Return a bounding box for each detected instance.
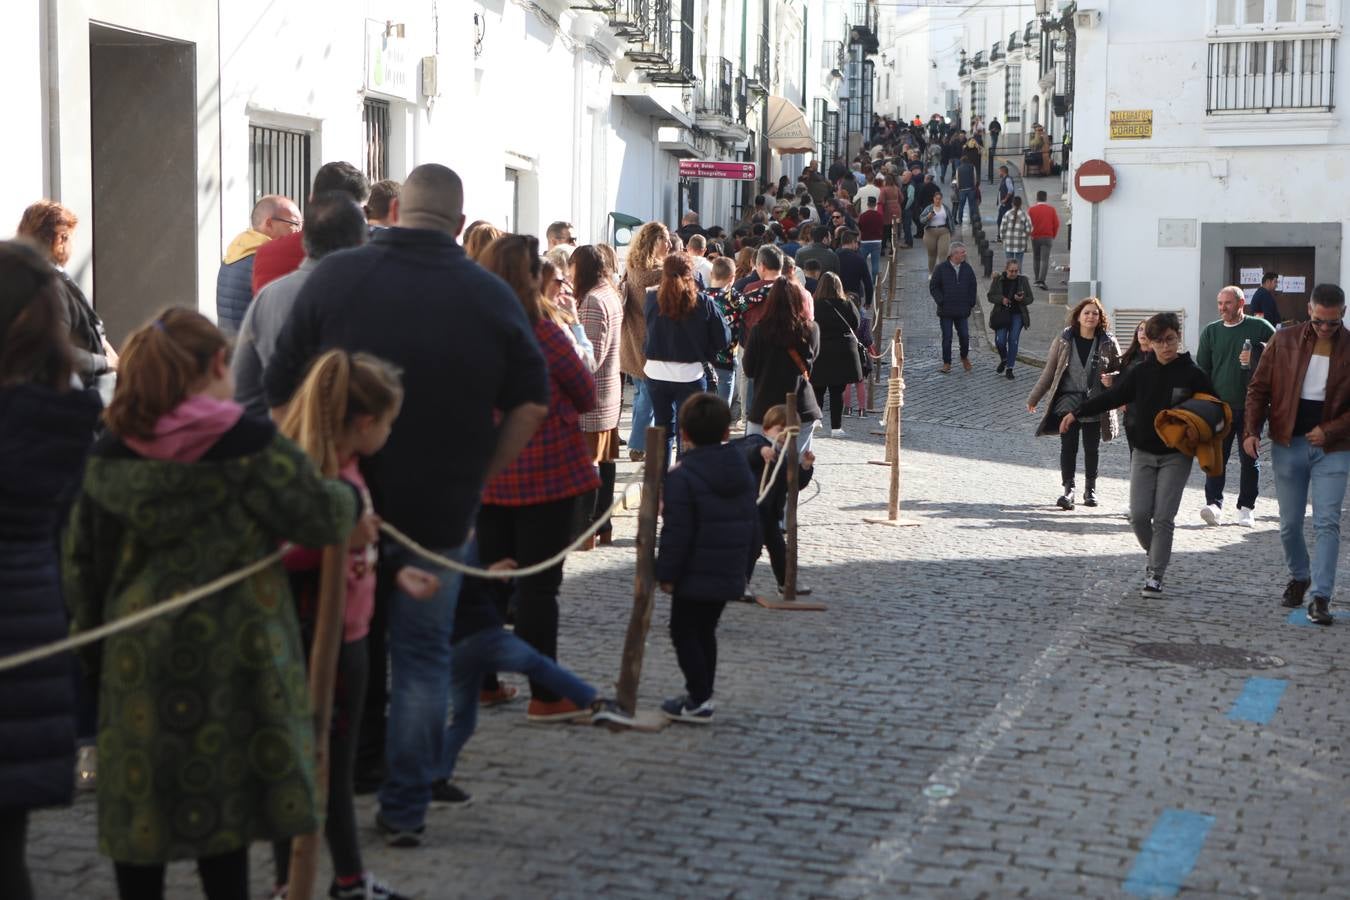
[1230,247,1315,325]
[90,24,197,343]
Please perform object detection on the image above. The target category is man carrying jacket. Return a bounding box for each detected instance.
[1244,282,1350,626]
[929,242,978,373]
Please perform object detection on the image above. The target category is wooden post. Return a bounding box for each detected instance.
[756,394,826,611]
[887,220,901,317]
[781,393,799,603]
[867,328,920,527]
[613,427,669,730]
[287,544,349,900]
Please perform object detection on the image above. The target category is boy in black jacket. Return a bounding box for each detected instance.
[737,404,816,598]
[656,393,759,723]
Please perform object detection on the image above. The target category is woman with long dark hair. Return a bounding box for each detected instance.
[0,240,102,900]
[643,253,729,460]
[475,235,600,721]
[809,273,864,436]
[572,245,624,546]
[742,278,822,454]
[1027,297,1122,510]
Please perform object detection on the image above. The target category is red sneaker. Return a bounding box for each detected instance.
[526,698,589,723]
[479,685,519,707]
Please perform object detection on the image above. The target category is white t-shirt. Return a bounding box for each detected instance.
[645,359,704,383]
[1302,341,1332,401]
[693,255,713,287]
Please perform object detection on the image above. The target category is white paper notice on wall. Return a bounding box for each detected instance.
[1239,268,1263,285]
[1279,276,1307,294]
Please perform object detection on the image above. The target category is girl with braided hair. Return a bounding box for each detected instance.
[273,349,409,900]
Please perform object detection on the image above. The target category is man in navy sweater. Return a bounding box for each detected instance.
[929,242,978,373]
[836,229,875,309]
[264,163,549,847]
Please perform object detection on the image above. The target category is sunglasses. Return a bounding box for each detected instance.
[1311,317,1343,329]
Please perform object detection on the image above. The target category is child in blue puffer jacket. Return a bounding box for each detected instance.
[655,393,758,724]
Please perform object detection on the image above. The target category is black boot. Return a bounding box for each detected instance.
[1056,486,1075,510]
[1083,480,1098,507]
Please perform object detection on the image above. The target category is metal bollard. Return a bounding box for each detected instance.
[981,247,994,277]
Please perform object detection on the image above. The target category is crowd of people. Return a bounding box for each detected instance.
[4,110,1349,900]
[0,148,883,899]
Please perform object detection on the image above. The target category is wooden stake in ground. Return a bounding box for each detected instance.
[287,544,349,900]
[757,393,827,611]
[867,328,921,527]
[613,427,670,730]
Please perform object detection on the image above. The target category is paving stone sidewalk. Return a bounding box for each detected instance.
[28,258,1350,898]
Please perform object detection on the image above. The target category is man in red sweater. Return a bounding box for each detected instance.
[1027,190,1061,289]
[857,196,885,281]
[252,161,370,294]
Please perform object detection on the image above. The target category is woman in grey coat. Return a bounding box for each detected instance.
[1027,298,1121,509]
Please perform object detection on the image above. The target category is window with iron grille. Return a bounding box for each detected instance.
[249,124,312,215]
[813,98,828,162]
[824,109,839,165]
[1005,65,1022,121]
[970,80,986,121]
[363,98,391,182]
[1206,37,1337,113]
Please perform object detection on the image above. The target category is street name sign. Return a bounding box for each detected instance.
[679,160,758,180]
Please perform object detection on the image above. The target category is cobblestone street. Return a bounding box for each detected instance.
[28,246,1350,898]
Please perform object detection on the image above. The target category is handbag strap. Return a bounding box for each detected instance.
[787,346,811,380]
[827,301,861,344]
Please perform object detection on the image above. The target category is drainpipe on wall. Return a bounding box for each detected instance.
[573,49,585,232]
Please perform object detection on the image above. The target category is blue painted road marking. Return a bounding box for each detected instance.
[1287,606,1342,627]
[1123,809,1215,898]
[1227,677,1287,724]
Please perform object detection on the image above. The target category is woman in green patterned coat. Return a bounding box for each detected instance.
[63,307,359,899]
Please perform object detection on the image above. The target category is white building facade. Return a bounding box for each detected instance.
[6,0,867,337]
[1068,0,1346,342]
[874,6,964,124]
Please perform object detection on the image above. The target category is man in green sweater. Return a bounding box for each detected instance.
[1196,285,1276,527]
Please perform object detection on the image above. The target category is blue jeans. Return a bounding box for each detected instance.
[713,365,736,408]
[648,376,705,459]
[628,378,653,453]
[860,240,882,281]
[377,541,468,830]
[1271,437,1350,600]
[938,315,970,364]
[956,189,979,226]
[440,627,596,782]
[994,315,1024,370]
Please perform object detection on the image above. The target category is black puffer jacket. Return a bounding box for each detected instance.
[0,383,101,812]
[656,442,759,601]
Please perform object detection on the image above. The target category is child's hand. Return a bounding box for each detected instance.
[659,582,673,594]
[488,558,518,573]
[760,446,776,464]
[396,566,441,600]
[349,513,381,549]
[801,450,816,469]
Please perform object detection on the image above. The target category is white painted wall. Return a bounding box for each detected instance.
[2,1,46,236]
[1068,0,1350,339]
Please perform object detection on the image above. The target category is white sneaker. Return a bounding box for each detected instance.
[1199,504,1221,526]
[1236,507,1254,527]
[830,428,846,437]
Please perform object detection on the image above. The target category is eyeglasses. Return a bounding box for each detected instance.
[272,217,301,228]
[1153,335,1181,347]
[1311,316,1343,329]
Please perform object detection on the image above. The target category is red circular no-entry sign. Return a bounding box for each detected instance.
[1074,159,1116,203]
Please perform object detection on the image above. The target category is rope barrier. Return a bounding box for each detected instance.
[0,426,814,675]
[0,481,649,674]
[755,426,801,505]
[0,548,287,675]
[379,480,644,579]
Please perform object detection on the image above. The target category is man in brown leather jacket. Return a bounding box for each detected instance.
[1244,283,1350,625]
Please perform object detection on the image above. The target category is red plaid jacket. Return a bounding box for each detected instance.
[483,318,601,506]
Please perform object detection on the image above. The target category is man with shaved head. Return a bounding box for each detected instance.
[264,163,549,846]
[214,193,300,334]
